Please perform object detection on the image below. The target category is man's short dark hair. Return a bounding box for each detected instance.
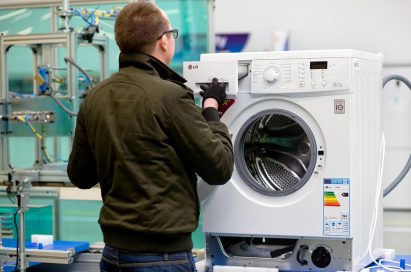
[115,1,168,54]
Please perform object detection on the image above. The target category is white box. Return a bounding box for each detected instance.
[31,234,53,246]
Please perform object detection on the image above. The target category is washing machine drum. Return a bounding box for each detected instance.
[235,109,317,196]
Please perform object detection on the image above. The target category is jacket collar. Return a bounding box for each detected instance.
[119,52,186,83]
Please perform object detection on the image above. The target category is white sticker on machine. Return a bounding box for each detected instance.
[323,178,350,236]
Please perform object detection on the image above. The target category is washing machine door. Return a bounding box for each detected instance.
[235,109,317,196]
[198,107,318,200]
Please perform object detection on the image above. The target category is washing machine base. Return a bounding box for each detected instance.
[204,234,377,272]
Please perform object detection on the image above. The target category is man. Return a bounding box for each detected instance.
[67,1,234,271]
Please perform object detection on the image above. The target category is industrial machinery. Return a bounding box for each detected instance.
[0,31,109,184]
[184,50,385,271]
[0,1,110,270]
[0,32,108,271]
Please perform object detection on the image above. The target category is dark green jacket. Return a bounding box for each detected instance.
[67,53,233,252]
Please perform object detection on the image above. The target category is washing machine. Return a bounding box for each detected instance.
[184,50,384,272]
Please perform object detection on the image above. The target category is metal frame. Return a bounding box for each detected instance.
[0,186,60,239]
[0,246,76,266]
[0,32,109,183]
[0,0,127,10]
[0,0,216,65]
[0,0,214,184]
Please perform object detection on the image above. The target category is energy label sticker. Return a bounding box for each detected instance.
[323,178,350,236]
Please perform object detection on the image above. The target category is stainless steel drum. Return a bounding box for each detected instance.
[235,109,317,196]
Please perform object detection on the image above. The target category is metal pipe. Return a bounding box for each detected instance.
[62,0,69,10]
[17,192,30,272]
[18,210,25,272]
[208,0,216,53]
[62,0,70,32]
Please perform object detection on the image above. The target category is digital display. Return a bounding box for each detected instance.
[310,61,328,70]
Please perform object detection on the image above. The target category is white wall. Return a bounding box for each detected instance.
[214,0,411,64]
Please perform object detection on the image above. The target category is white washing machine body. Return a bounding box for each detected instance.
[186,50,384,271]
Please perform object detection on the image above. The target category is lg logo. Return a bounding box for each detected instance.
[188,64,199,70]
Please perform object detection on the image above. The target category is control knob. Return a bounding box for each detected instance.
[311,245,332,268]
[263,67,280,84]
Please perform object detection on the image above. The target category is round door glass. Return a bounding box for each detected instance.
[235,110,317,196]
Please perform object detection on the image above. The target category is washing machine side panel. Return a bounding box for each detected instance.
[350,58,384,264]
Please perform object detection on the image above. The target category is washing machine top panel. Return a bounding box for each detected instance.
[235,109,317,196]
[200,49,384,63]
[199,50,383,96]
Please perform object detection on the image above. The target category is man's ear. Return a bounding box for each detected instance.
[159,36,167,51]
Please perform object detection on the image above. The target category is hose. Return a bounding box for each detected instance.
[382,75,411,197]
[63,57,95,89]
[47,94,77,116]
[49,56,93,117]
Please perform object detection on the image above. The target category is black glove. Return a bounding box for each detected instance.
[199,78,227,107]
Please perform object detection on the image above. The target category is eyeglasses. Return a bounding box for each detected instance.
[157,29,178,40]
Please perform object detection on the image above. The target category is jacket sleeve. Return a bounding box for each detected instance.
[67,105,98,189]
[169,90,234,185]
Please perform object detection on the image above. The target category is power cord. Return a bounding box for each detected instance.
[365,135,411,271]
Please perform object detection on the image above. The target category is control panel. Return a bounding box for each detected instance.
[251,58,352,94]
